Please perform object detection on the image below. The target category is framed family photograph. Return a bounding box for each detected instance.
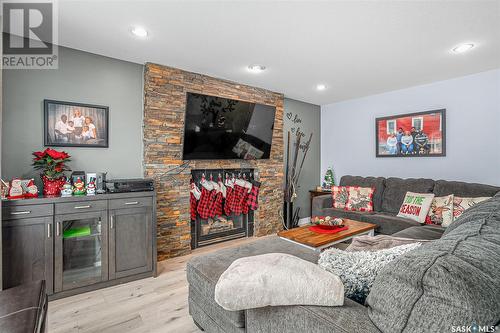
[44,100,109,148]
[376,109,446,157]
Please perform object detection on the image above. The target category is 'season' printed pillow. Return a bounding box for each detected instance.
[397,192,435,223]
[345,187,375,212]
[425,195,454,227]
[331,186,349,209]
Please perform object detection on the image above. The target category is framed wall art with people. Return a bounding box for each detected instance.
[375,109,446,157]
[44,100,109,148]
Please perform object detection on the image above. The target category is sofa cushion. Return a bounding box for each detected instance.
[367,196,500,332]
[187,236,319,327]
[381,177,435,214]
[392,224,444,240]
[215,253,344,311]
[434,179,500,197]
[312,194,333,216]
[340,175,385,212]
[246,299,381,333]
[0,280,47,333]
[363,213,420,235]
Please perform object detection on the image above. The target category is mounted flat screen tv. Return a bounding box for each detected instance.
[182,92,276,160]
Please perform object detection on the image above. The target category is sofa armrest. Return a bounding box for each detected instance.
[312,194,332,216]
[245,298,380,333]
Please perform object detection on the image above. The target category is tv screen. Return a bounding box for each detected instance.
[182,92,276,160]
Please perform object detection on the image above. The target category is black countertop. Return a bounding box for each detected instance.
[2,191,155,206]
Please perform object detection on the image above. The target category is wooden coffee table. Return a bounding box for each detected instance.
[277,219,377,252]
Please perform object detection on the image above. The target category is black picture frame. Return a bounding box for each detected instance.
[44,99,109,148]
[375,109,446,158]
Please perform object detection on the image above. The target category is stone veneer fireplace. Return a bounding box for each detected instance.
[143,63,285,260]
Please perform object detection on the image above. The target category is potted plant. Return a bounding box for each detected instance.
[32,148,71,196]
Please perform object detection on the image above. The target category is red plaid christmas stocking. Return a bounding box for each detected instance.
[197,187,212,219]
[241,190,250,215]
[210,191,224,217]
[247,181,260,211]
[231,184,246,216]
[224,186,233,215]
[190,192,197,220]
[206,190,218,218]
[210,179,225,217]
[189,181,201,220]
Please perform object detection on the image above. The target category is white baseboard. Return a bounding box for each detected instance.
[298,217,311,226]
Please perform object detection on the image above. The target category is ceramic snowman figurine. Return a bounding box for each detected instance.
[61,179,73,197]
[86,180,96,196]
[73,177,86,196]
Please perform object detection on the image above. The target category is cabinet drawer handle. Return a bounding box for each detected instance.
[11,211,31,215]
[74,205,91,209]
[124,201,139,205]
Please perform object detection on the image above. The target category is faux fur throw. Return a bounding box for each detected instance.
[318,243,422,304]
[215,253,344,311]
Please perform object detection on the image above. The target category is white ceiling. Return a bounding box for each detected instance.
[57,0,500,105]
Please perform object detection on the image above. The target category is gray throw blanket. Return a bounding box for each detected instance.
[346,234,430,252]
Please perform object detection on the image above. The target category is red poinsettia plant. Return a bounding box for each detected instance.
[32,148,71,180]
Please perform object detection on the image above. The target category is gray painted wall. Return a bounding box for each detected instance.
[284,98,321,219]
[2,46,144,181]
[321,69,500,186]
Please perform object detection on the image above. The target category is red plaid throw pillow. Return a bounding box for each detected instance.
[344,186,374,212]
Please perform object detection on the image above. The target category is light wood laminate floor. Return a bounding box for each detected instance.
[48,236,264,333]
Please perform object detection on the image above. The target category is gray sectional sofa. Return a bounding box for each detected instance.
[187,176,500,333]
[312,175,500,236]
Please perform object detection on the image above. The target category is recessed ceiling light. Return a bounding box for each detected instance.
[452,43,474,54]
[316,84,327,91]
[247,64,266,73]
[131,26,148,38]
